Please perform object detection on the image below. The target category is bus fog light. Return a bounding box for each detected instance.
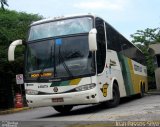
[91,95,95,98]
[26,89,39,95]
[86,96,90,99]
[75,83,96,91]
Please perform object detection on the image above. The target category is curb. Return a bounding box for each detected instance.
[147,90,160,95]
[0,107,31,115]
[147,92,160,95]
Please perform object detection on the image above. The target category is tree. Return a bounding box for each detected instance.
[0,9,42,76]
[131,28,160,46]
[0,0,9,10]
[131,28,160,77]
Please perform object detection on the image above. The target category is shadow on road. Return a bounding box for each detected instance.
[37,94,145,119]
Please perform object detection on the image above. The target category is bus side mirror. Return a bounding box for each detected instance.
[88,28,97,51]
[8,39,23,61]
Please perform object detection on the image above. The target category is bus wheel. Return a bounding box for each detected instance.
[138,85,145,98]
[53,105,73,114]
[107,84,120,108]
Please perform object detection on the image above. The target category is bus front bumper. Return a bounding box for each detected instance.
[26,89,99,107]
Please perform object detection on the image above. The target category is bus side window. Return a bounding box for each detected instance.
[105,23,121,52]
[95,17,106,74]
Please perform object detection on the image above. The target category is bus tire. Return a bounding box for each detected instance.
[53,105,73,114]
[107,83,120,108]
[138,84,145,98]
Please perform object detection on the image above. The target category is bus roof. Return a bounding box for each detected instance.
[30,13,96,26]
[30,13,143,54]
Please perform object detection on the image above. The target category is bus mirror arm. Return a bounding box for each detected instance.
[88,28,97,51]
[8,39,23,62]
[22,41,27,46]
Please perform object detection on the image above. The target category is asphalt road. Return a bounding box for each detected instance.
[0,94,160,127]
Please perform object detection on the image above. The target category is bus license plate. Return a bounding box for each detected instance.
[52,98,64,102]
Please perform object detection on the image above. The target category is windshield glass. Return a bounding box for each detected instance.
[28,17,93,41]
[25,35,95,80]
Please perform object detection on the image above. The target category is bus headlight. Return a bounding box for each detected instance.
[26,89,39,95]
[75,83,96,91]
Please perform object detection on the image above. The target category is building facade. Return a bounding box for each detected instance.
[149,43,160,90]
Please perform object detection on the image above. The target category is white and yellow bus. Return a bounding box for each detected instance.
[8,14,148,113]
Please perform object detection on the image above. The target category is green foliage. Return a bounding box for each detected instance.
[131,28,160,46]
[131,28,160,77]
[0,9,42,76]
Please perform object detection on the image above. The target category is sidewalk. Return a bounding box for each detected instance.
[147,89,160,95]
[0,107,30,115]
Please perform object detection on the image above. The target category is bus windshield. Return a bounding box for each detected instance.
[28,17,93,41]
[25,36,95,80]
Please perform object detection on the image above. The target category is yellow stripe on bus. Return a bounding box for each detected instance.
[69,78,81,85]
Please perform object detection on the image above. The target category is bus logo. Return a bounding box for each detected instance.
[53,87,58,92]
[101,83,108,97]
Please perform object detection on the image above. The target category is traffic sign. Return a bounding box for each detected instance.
[16,74,24,84]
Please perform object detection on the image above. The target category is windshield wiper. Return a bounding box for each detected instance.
[36,40,73,81]
[66,51,83,59]
[36,45,54,81]
[58,45,73,78]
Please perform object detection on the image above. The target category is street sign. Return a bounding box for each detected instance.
[16,74,24,84]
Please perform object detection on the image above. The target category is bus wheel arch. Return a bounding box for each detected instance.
[138,81,145,98]
[107,79,120,107]
[143,82,146,93]
[53,105,73,114]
